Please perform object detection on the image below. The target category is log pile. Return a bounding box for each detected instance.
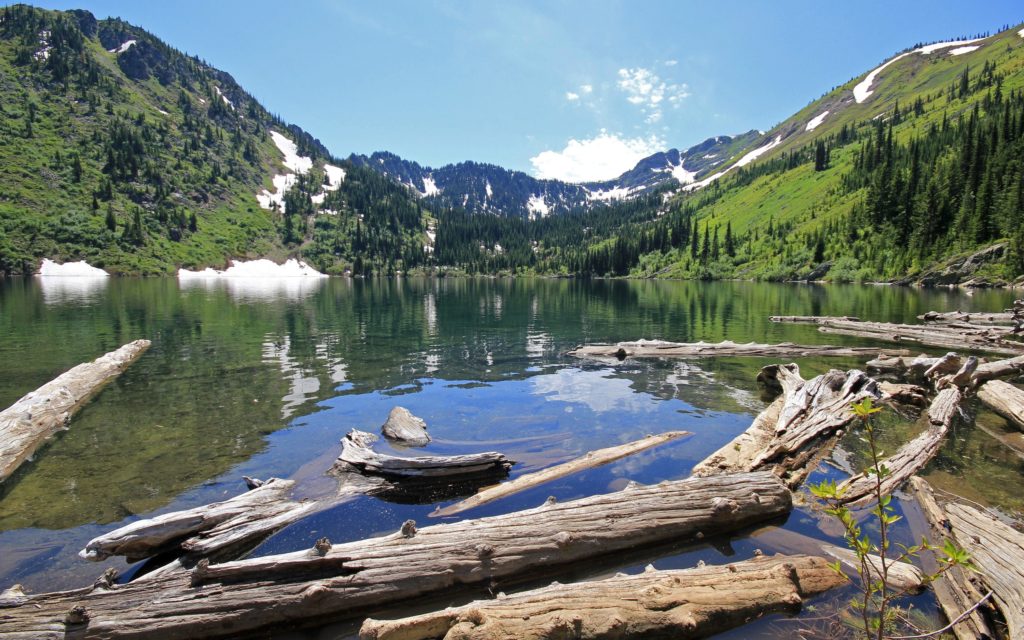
[568,339,908,360]
[0,340,151,483]
[359,554,846,640]
[0,472,792,639]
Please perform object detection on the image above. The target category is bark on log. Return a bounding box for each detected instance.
[770,316,1024,356]
[693,364,880,488]
[877,381,928,407]
[919,310,1017,325]
[819,544,925,593]
[973,354,1024,385]
[836,388,961,508]
[0,472,792,640]
[358,555,846,640]
[905,477,996,640]
[945,501,1024,640]
[335,430,513,478]
[381,407,430,447]
[567,339,908,360]
[866,353,959,378]
[0,339,151,483]
[977,380,1024,432]
[431,431,691,517]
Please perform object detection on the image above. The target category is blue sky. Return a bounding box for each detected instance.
[24,0,1024,181]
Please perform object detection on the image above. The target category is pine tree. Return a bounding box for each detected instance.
[105,204,116,232]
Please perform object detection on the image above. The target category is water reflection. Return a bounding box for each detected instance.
[178,275,329,301]
[37,275,109,305]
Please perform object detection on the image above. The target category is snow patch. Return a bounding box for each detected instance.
[527,195,550,218]
[422,176,440,196]
[670,162,697,185]
[485,181,493,199]
[586,186,638,202]
[1019,28,1024,39]
[256,132,314,211]
[158,109,169,116]
[214,86,235,110]
[735,135,783,168]
[256,173,298,212]
[323,164,345,188]
[805,110,830,131]
[949,45,980,56]
[109,39,137,54]
[854,37,987,103]
[270,131,313,174]
[702,153,717,159]
[178,259,327,280]
[37,258,109,277]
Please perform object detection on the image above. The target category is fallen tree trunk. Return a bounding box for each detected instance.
[358,554,845,640]
[567,339,908,360]
[431,431,690,517]
[0,472,792,639]
[335,430,513,478]
[693,364,880,488]
[0,339,151,483]
[977,380,1024,431]
[945,501,1024,639]
[770,316,1024,356]
[919,310,1016,326]
[836,388,961,508]
[973,354,1024,385]
[905,477,996,640]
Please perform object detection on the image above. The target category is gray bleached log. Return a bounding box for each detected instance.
[381,406,430,446]
[973,354,1024,385]
[0,472,793,640]
[336,429,513,478]
[977,380,1024,431]
[919,310,1017,325]
[431,431,690,517]
[567,339,908,360]
[0,339,151,483]
[905,477,996,640]
[692,364,880,487]
[358,554,846,640]
[836,388,961,508]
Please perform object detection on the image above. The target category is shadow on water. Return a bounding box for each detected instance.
[0,276,1020,636]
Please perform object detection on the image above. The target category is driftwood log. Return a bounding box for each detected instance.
[381,407,430,446]
[770,316,1024,356]
[973,354,1024,385]
[692,364,880,488]
[358,554,846,640]
[944,501,1024,639]
[0,339,151,483]
[431,431,690,517]
[905,477,996,640]
[836,388,961,507]
[568,339,908,360]
[977,380,1024,431]
[336,430,513,478]
[919,310,1017,325]
[0,472,792,639]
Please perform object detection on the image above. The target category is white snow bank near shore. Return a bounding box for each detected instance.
[37,259,109,277]
[178,259,327,279]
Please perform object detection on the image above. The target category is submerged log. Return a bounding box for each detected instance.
[693,364,880,487]
[381,406,430,447]
[905,477,996,640]
[358,554,846,640]
[819,544,925,593]
[336,430,513,478]
[567,339,907,360]
[977,380,1024,431]
[431,431,691,517]
[836,388,961,508]
[0,339,151,483]
[770,316,1024,356]
[0,472,792,639]
[945,501,1024,639]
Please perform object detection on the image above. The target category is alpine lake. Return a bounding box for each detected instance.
[1,276,1021,638]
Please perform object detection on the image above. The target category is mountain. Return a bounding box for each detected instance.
[0,4,430,275]
[348,131,762,219]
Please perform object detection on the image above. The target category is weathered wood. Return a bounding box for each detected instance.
[877,381,928,407]
[567,339,907,360]
[866,353,957,377]
[973,354,1024,385]
[819,544,925,593]
[358,555,846,640]
[336,430,513,478]
[936,356,979,390]
[693,364,880,488]
[0,339,151,483]
[905,477,996,640]
[381,406,430,447]
[0,472,792,639]
[431,431,691,517]
[770,316,1024,356]
[977,380,1024,431]
[836,388,961,508]
[945,501,1024,639]
[919,310,1017,325]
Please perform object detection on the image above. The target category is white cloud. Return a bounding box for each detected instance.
[565,91,580,101]
[664,59,678,66]
[616,67,690,123]
[580,84,593,94]
[530,130,666,183]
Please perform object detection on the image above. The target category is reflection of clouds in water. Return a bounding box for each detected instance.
[532,368,659,414]
[525,331,551,358]
[264,336,349,417]
[663,362,761,412]
[179,277,327,301]
[37,276,108,305]
[424,293,437,335]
